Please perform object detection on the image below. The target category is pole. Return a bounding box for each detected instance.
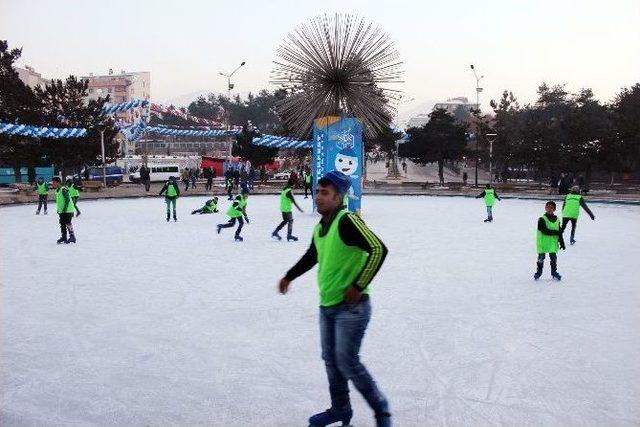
[100,129,106,187]
[475,79,480,187]
[489,139,493,185]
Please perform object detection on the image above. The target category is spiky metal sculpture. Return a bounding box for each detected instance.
[272,13,403,138]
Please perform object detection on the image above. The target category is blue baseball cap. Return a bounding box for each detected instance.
[319,170,351,195]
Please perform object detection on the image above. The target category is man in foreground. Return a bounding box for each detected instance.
[278,171,391,427]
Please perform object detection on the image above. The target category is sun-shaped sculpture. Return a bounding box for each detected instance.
[271,13,403,139]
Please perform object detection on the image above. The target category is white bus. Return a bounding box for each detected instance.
[129,164,181,183]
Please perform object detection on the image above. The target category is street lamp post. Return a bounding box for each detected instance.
[470,64,484,187]
[387,95,415,179]
[219,61,246,171]
[486,133,497,184]
[100,129,106,187]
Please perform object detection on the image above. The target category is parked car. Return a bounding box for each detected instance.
[272,171,291,181]
[129,164,181,183]
[87,166,124,186]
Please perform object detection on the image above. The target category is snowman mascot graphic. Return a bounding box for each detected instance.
[333,137,360,211]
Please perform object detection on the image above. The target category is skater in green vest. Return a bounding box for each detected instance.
[52,177,76,244]
[534,201,566,280]
[191,197,219,215]
[304,170,313,199]
[225,174,234,200]
[159,176,180,222]
[34,176,49,215]
[475,183,501,222]
[272,178,304,241]
[67,179,81,217]
[278,171,391,427]
[217,188,249,241]
[561,186,595,245]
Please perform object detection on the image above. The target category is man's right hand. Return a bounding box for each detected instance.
[278,277,291,295]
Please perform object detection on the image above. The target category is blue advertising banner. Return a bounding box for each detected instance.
[313,116,363,213]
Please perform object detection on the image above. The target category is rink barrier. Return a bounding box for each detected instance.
[1,188,639,207]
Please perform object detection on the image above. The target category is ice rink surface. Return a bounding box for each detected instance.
[1,194,639,426]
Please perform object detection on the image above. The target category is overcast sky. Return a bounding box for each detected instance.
[2,0,638,114]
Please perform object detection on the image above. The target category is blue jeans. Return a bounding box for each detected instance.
[486,205,493,220]
[320,298,389,414]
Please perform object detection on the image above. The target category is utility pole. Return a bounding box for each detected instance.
[470,64,484,187]
[219,61,246,172]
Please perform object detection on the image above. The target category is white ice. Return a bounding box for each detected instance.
[1,195,639,426]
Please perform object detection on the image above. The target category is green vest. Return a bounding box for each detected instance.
[36,182,48,195]
[305,174,311,184]
[562,194,582,219]
[55,187,75,214]
[343,194,349,209]
[536,215,560,254]
[69,185,79,198]
[166,183,178,197]
[227,196,246,218]
[313,210,369,306]
[204,200,217,213]
[280,187,293,213]
[484,189,496,206]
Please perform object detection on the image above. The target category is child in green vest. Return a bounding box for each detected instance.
[191,197,219,215]
[475,183,501,222]
[534,201,566,281]
[225,175,234,200]
[217,189,249,241]
[52,177,77,244]
[303,171,313,199]
[272,178,303,241]
[34,177,49,215]
[67,179,81,217]
[561,186,595,245]
[159,176,180,222]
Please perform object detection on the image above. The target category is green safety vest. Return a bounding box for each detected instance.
[55,187,75,214]
[305,175,311,184]
[562,194,582,219]
[280,187,293,213]
[204,200,217,213]
[536,215,560,254]
[227,196,247,218]
[313,210,369,306]
[166,183,178,197]
[343,194,349,209]
[36,182,48,195]
[484,188,496,206]
[69,185,79,198]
